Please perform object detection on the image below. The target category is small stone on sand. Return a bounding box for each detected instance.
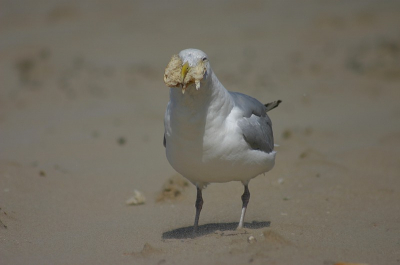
[126,189,146,205]
[247,235,257,244]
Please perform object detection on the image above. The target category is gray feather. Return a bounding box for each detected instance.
[231,92,277,153]
[238,115,274,153]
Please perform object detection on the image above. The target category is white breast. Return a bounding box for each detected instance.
[164,90,276,187]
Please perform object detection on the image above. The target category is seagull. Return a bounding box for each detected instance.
[163,48,281,233]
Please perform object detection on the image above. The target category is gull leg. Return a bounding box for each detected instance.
[193,186,203,233]
[237,184,250,229]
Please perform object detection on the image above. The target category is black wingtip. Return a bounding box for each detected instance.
[264,100,282,112]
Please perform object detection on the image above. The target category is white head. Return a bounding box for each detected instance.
[179,49,212,91]
[164,49,213,94]
[178,49,209,68]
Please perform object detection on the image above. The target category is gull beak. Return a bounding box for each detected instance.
[181,62,190,94]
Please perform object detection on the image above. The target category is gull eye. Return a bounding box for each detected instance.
[202,57,207,61]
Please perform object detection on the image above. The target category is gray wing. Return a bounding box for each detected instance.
[231,92,276,153]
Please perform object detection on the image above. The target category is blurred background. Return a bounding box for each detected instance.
[1,0,399,264]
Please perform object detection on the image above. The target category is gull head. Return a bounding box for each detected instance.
[164,49,211,94]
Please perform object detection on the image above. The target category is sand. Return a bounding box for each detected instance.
[1,1,400,264]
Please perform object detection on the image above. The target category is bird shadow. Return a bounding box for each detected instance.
[162,221,270,239]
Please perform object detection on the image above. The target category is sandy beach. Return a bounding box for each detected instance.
[1,1,400,264]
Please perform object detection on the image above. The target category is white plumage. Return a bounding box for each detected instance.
[163,49,280,232]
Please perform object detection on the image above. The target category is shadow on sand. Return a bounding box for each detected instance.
[162,221,270,239]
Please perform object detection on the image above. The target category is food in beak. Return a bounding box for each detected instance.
[164,54,206,94]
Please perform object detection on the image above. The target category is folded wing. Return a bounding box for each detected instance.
[231,92,279,154]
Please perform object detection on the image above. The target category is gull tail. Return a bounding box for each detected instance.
[264,100,282,113]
